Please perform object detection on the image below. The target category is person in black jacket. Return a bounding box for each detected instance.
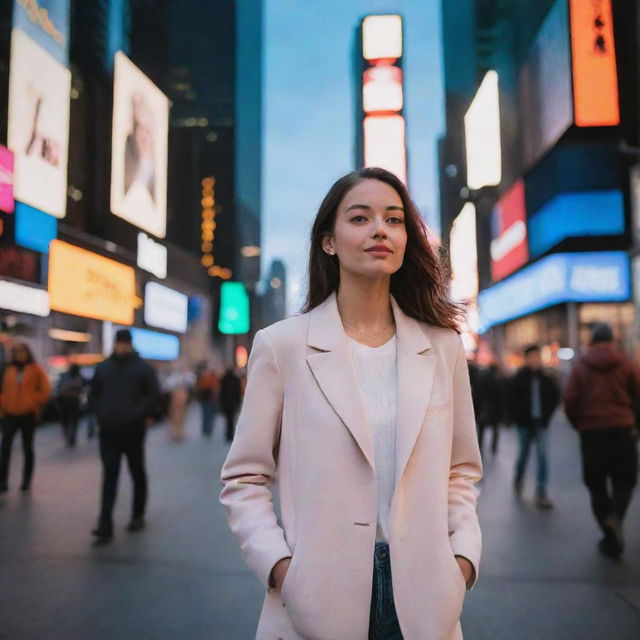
[89,329,159,542]
[509,345,560,509]
[219,367,242,442]
[476,363,504,456]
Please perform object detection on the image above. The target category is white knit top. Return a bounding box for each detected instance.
[349,334,398,542]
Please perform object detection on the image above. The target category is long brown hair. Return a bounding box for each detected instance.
[303,167,463,331]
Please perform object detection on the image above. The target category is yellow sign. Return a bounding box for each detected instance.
[48,240,140,324]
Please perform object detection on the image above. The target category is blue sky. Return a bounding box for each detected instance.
[262,0,444,312]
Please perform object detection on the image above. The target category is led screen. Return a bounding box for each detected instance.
[8,29,70,218]
[479,251,629,332]
[528,190,624,258]
[111,52,168,238]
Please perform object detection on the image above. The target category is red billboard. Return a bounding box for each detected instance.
[490,179,528,281]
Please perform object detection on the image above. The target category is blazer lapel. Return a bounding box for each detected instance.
[306,294,375,470]
[391,297,436,485]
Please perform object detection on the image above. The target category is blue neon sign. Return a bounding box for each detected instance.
[478,251,630,332]
[15,201,57,253]
[529,190,624,258]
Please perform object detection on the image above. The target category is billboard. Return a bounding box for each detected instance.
[15,201,57,253]
[519,0,573,171]
[8,29,71,218]
[528,190,624,258]
[219,282,250,335]
[144,282,188,334]
[490,180,528,281]
[111,52,169,238]
[12,0,70,64]
[465,70,501,190]
[449,203,478,303]
[362,14,402,61]
[364,115,406,184]
[48,240,139,324]
[104,325,179,361]
[569,0,619,127]
[478,251,630,332]
[0,146,14,213]
[0,280,49,316]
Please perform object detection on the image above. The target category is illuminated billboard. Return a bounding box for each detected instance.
[363,65,403,113]
[490,180,528,281]
[8,29,71,218]
[12,0,70,64]
[519,0,573,171]
[0,146,14,213]
[144,282,188,334]
[479,251,630,332]
[111,52,168,238]
[528,190,624,258]
[569,0,619,127]
[465,70,501,190]
[0,279,49,316]
[48,240,139,324]
[15,201,57,253]
[362,14,402,61]
[105,325,179,361]
[364,115,406,184]
[219,282,250,335]
[449,203,478,303]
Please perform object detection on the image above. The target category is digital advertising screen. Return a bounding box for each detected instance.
[8,28,71,219]
[449,203,478,303]
[478,251,630,332]
[12,0,70,64]
[111,52,169,239]
[528,190,624,258]
[465,70,501,190]
[518,0,573,171]
[0,146,14,213]
[490,180,528,281]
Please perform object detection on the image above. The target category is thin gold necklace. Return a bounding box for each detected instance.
[342,320,395,341]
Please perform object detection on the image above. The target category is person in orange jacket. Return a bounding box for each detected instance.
[0,342,51,493]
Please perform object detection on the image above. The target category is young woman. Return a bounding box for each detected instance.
[0,342,51,493]
[220,167,482,640]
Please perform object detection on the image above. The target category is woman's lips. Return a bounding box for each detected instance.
[365,245,393,256]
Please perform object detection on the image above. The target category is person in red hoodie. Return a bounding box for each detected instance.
[0,342,51,493]
[563,323,640,557]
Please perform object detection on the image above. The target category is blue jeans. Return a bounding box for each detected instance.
[369,543,403,639]
[515,425,549,496]
[200,400,217,436]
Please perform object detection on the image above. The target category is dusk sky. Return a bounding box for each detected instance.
[261,0,445,312]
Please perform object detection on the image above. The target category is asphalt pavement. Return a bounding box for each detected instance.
[0,405,638,639]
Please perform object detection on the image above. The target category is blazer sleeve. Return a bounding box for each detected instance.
[448,338,483,589]
[219,330,292,589]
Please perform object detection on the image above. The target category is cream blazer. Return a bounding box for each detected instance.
[220,293,482,640]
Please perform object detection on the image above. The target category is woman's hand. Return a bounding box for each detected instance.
[455,556,474,587]
[270,557,292,590]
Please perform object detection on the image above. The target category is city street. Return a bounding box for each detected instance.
[1,406,639,640]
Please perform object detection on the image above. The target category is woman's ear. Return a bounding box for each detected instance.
[321,234,335,256]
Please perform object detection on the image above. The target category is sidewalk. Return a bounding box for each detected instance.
[0,406,638,639]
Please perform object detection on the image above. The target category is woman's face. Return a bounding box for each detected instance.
[13,345,29,364]
[323,179,407,281]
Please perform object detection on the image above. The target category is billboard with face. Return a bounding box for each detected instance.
[110,52,169,239]
[7,29,70,218]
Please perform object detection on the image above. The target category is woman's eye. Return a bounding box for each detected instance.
[351,215,367,223]
[388,217,405,224]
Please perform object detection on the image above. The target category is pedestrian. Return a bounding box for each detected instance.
[563,323,640,557]
[89,329,159,542]
[57,363,84,447]
[0,342,51,493]
[166,365,194,440]
[196,364,219,437]
[219,367,242,442]
[220,167,482,639]
[476,363,504,456]
[509,345,559,509]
